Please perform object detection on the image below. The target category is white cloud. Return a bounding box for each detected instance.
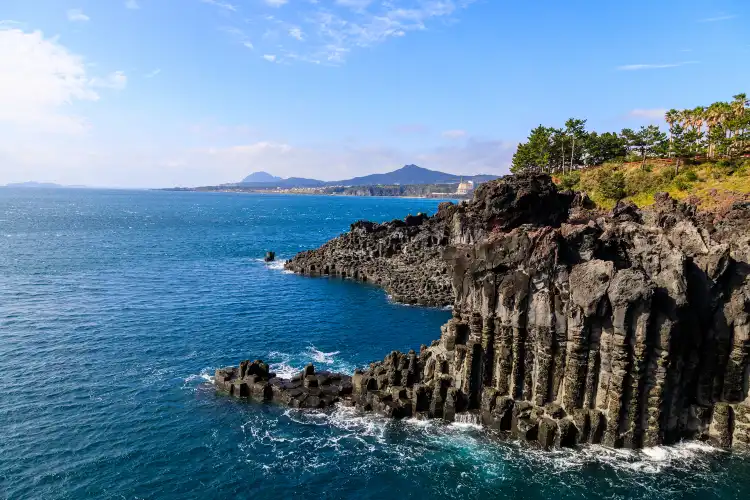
[0,27,99,135]
[263,54,277,62]
[91,71,128,90]
[0,23,126,187]
[616,61,698,71]
[144,68,161,78]
[125,0,140,9]
[0,129,515,188]
[628,109,667,120]
[67,9,90,22]
[238,0,476,64]
[149,138,513,188]
[442,129,467,139]
[699,14,737,22]
[200,0,237,12]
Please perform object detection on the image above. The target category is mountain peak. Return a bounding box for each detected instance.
[241,171,282,183]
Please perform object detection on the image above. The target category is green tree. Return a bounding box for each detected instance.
[584,131,627,165]
[621,125,668,169]
[670,124,704,173]
[564,118,587,172]
[511,125,554,173]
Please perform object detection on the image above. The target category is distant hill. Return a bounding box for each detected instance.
[4,182,71,188]
[241,172,282,183]
[239,172,324,188]
[331,164,491,186]
[236,165,497,188]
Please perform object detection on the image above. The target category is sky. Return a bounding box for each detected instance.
[0,0,748,188]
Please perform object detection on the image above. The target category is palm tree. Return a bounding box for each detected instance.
[693,106,706,134]
[681,109,693,131]
[731,94,749,155]
[705,103,722,159]
[731,93,748,118]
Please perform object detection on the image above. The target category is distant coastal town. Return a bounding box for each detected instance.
[163,165,487,199]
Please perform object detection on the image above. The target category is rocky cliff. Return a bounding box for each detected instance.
[223,174,750,450]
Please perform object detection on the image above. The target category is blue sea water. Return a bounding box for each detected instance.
[1,188,749,500]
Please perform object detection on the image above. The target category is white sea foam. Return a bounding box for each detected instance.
[267,346,356,378]
[183,368,215,385]
[254,258,293,273]
[305,346,340,365]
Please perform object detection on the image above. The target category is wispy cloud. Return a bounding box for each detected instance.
[442,129,467,139]
[227,0,476,64]
[67,9,90,22]
[628,108,667,120]
[220,26,254,49]
[91,71,128,90]
[125,0,140,9]
[263,54,277,62]
[200,0,237,12]
[289,27,304,40]
[144,68,161,78]
[699,14,737,22]
[616,61,698,71]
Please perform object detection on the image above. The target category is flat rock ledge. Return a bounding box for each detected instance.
[221,174,750,451]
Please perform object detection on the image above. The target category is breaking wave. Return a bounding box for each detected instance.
[254,258,293,274]
[266,346,357,379]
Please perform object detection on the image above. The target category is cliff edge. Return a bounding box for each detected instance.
[224,174,750,450]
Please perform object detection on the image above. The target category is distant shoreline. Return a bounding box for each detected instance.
[158,187,468,201]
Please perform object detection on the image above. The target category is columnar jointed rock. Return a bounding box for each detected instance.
[215,361,353,409]
[250,174,750,450]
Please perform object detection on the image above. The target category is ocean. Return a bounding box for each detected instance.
[1,188,749,499]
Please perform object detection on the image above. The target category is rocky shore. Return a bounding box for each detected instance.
[218,174,750,450]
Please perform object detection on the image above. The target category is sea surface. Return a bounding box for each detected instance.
[1,188,749,500]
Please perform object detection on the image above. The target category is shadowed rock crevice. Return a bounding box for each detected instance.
[220,174,750,450]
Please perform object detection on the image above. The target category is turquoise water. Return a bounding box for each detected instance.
[1,189,749,499]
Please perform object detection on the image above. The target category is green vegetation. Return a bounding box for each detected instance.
[512,93,749,176]
[512,93,750,208]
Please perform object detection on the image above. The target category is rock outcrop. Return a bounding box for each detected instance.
[285,174,574,307]
[225,174,750,450]
[215,360,353,409]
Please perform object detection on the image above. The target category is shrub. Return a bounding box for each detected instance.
[558,171,581,190]
[673,176,693,191]
[682,170,698,182]
[624,169,663,196]
[711,159,737,179]
[594,167,626,201]
[660,168,677,183]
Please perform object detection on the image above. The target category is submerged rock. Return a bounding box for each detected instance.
[226,174,750,451]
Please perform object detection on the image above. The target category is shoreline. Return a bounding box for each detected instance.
[228,173,750,452]
[159,187,465,201]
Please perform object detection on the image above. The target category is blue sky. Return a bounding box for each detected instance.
[0,0,748,187]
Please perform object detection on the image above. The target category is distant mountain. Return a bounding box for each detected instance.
[4,182,67,188]
[330,164,491,186]
[239,172,324,188]
[241,172,283,183]
[236,164,498,189]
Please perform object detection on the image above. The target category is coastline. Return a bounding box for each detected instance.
[236,173,750,451]
[159,187,465,201]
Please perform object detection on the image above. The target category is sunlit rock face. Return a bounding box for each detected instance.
[276,175,750,449]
